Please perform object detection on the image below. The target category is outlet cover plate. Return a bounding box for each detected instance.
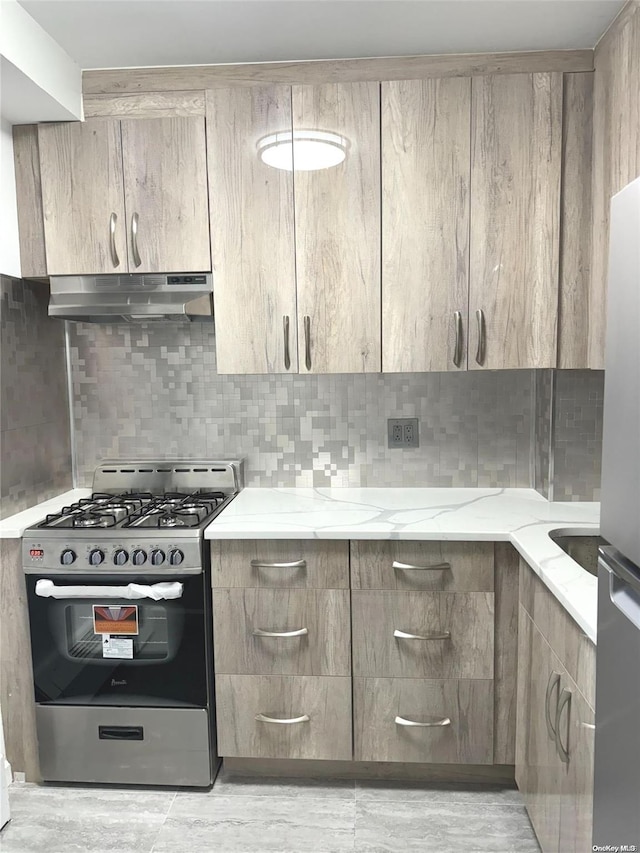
[387,418,419,448]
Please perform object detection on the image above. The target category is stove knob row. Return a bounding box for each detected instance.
[60,548,76,565]
[131,549,147,566]
[89,549,105,566]
[113,549,128,566]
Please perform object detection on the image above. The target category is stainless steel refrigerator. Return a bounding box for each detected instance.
[593,175,640,848]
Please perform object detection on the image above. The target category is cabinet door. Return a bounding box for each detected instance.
[293,82,381,373]
[517,608,562,852]
[216,674,352,760]
[213,588,351,676]
[38,120,127,275]
[120,117,210,273]
[382,78,471,372]
[211,540,349,589]
[352,591,494,679]
[470,73,562,369]
[350,540,494,592]
[207,87,297,374]
[354,677,493,764]
[557,677,595,853]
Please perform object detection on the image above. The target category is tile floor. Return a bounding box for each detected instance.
[0,767,541,853]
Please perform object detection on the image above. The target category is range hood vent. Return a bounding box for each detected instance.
[48,273,213,323]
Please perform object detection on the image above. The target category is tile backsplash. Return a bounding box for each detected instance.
[68,322,535,489]
[0,276,72,517]
[533,368,604,501]
[552,370,604,501]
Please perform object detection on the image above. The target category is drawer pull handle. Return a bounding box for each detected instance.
[394,629,451,641]
[392,560,451,572]
[252,627,309,638]
[395,715,451,728]
[255,713,310,725]
[251,559,307,569]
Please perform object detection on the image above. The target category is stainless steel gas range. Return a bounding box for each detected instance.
[22,459,243,787]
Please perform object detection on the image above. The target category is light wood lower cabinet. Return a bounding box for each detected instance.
[213,588,351,676]
[354,677,494,764]
[516,565,596,852]
[211,540,349,589]
[352,590,494,679]
[350,540,494,592]
[216,675,352,760]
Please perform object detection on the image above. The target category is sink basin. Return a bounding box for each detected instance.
[548,529,608,576]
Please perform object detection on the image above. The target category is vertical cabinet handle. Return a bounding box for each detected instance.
[555,688,572,763]
[545,670,561,740]
[303,315,312,371]
[475,308,486,365]
[109,213,120,268]
[453,310,463,367]
[131,212,141,268]
[283,315,291,370]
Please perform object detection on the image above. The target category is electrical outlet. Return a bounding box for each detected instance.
[388,418,419,448]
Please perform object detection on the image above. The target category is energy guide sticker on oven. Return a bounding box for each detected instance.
[102,635,134,660]
[93,605,139,635]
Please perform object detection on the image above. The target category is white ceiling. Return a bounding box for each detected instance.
[17,0,624,71]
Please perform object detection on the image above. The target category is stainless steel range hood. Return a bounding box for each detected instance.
[48,274,213,323]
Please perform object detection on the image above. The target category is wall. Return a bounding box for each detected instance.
[0,276,72,518]
[0,119,20,278]
[534,369,604,501]
[589,0,640,367]
[68,322,534,490]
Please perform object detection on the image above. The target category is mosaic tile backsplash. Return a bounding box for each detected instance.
[0,276,72,517]
[553,370,604,502]
[67,322,535,489]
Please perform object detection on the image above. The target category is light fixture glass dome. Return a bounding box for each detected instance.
[257,130,348,171]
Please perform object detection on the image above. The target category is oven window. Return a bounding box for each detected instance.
[63,602,177,662]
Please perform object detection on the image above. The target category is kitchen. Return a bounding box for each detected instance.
[0,0,638,850]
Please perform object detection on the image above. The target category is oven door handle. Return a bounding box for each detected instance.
[34,580,184,600]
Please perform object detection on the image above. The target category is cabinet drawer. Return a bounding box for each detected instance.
[211,540,349,589]
[216,675,352,760]
[352,590,494,679]
[351,541,494,591]
[213,588,351,676]
[354,677,494,764]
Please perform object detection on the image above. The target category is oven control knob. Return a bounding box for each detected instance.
[168,549,184,566]
[150,549,165,566]
[131,549,147,566]
[89,549,105,566]
[113,549,128,566]
[60,549,76,565]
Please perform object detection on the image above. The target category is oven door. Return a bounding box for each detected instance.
[26,572,209,708]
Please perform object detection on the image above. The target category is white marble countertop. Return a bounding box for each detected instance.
[0,490,92,538]
[205,487,600,643]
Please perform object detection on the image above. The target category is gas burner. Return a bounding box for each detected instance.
[158,514,184,528]
[157,510,202,529]
[73,511,117,529]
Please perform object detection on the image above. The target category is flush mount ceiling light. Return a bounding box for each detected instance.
[257,130,348,171]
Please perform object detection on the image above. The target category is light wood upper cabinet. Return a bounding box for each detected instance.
[37,116,210,276]
[120,117,210,273]
[38,120,127,276]
[469,73,562,369]
[207,87,297,374]
[382,78,471,372]
[293,82,381,373]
